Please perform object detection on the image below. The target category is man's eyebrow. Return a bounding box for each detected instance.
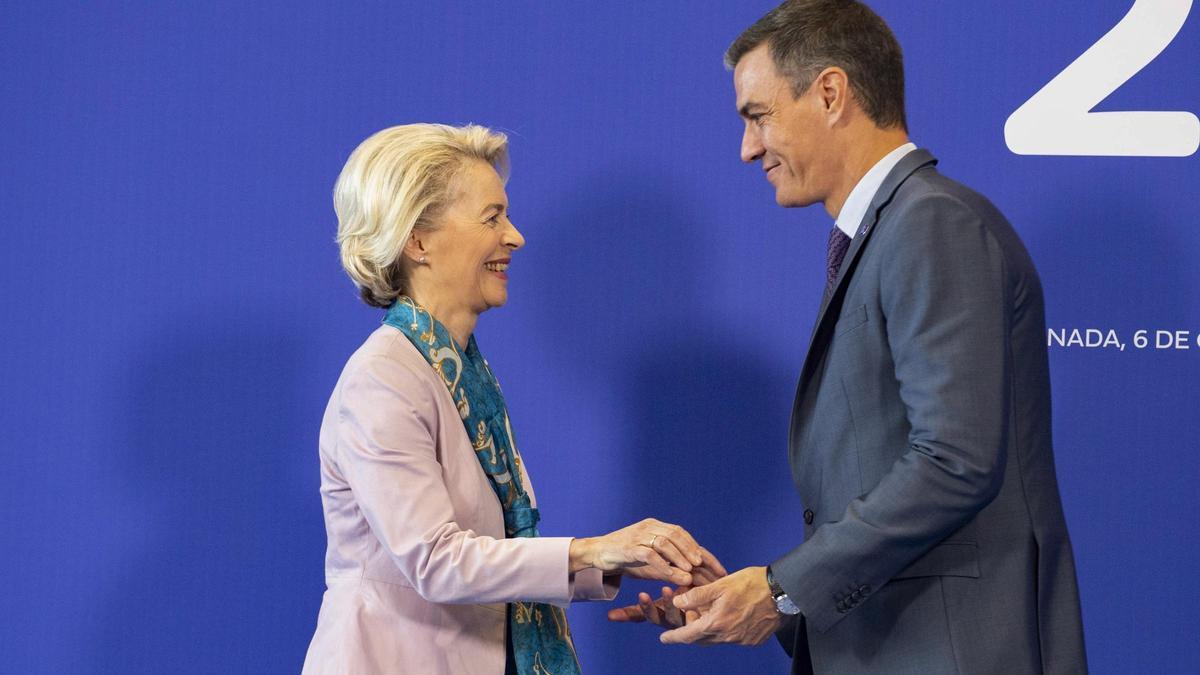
[738,103,764,118]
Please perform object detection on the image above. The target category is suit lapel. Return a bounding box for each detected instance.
[795,149,939,401]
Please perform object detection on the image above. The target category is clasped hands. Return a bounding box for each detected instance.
[578,519,784,646]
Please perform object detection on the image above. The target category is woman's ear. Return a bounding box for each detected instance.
[403,235,428,265]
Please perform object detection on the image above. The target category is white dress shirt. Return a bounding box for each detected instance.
[835,142,918,239]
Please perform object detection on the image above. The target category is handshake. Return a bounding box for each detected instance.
[570,519,785,646]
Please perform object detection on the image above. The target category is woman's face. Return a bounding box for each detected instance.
[419,160,525,317]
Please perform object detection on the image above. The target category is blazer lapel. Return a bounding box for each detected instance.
[796,149,939,400]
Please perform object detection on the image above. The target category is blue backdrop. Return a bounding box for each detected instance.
[2,1,1198,672]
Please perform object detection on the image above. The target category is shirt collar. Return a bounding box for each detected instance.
[834,142,917,239]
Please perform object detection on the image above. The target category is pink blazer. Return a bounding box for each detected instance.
[303,326,617,674]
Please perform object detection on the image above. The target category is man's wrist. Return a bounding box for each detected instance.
[765,565,802,616]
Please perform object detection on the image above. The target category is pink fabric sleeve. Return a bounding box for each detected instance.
[569,569,622,602]
[337,354,575,605]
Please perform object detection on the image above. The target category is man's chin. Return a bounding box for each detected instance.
[774,189,818,209]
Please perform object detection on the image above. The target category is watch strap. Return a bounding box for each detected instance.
[766,565,801,616]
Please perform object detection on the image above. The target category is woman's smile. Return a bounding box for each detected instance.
[484,258,510,280]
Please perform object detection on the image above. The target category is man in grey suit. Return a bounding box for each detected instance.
[644,2,1088,672]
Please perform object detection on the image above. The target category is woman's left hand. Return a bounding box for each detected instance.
[607,585,696,628]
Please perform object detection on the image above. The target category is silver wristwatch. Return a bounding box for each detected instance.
[766,565,801,616]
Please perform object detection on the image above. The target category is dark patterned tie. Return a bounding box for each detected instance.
[826,226,852,293]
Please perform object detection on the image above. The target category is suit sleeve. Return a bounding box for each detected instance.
[337,353,583,605]
[771,193,1011,633]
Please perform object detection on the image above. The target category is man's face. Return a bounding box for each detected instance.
[733,44,833,208]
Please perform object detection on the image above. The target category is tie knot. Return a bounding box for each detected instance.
[826,227,852,290]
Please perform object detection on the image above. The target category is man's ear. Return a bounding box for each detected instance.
[815,67,850,125]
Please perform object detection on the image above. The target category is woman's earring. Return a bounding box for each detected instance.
[418,256,427,264]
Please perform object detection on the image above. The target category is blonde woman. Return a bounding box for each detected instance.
[302,124,724,674]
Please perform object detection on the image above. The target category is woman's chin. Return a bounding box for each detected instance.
[483,292,508,310]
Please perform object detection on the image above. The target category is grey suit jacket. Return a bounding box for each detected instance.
[772,150,1087,674]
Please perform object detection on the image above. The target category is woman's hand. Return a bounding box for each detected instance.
[608,585,697,629]
[623,545,727,584]
[605,547,728,629]
[569,519,707,586]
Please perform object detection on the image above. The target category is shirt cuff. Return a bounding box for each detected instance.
[568,568,622,602]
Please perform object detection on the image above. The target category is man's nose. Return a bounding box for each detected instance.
[740,124,764,164]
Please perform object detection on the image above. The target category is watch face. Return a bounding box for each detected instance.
[766,566,799,614]
[766,567,799,614]
[776,596,801,616]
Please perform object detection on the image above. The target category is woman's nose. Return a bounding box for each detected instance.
[503,220,525,250]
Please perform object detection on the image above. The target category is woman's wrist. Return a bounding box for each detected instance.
[568,537,598,573]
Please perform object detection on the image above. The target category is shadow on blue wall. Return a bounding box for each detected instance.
[88,318,323,673]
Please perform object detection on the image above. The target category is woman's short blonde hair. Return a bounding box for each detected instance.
[334,123,509,308]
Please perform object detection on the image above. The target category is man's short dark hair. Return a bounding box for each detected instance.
[725,0,907,131]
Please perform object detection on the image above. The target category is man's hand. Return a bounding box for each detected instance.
[658,566,783,645]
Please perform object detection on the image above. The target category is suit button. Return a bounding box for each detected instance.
[803,509,814,525]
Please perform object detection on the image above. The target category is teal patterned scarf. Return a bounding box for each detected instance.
[384,297,582,675]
